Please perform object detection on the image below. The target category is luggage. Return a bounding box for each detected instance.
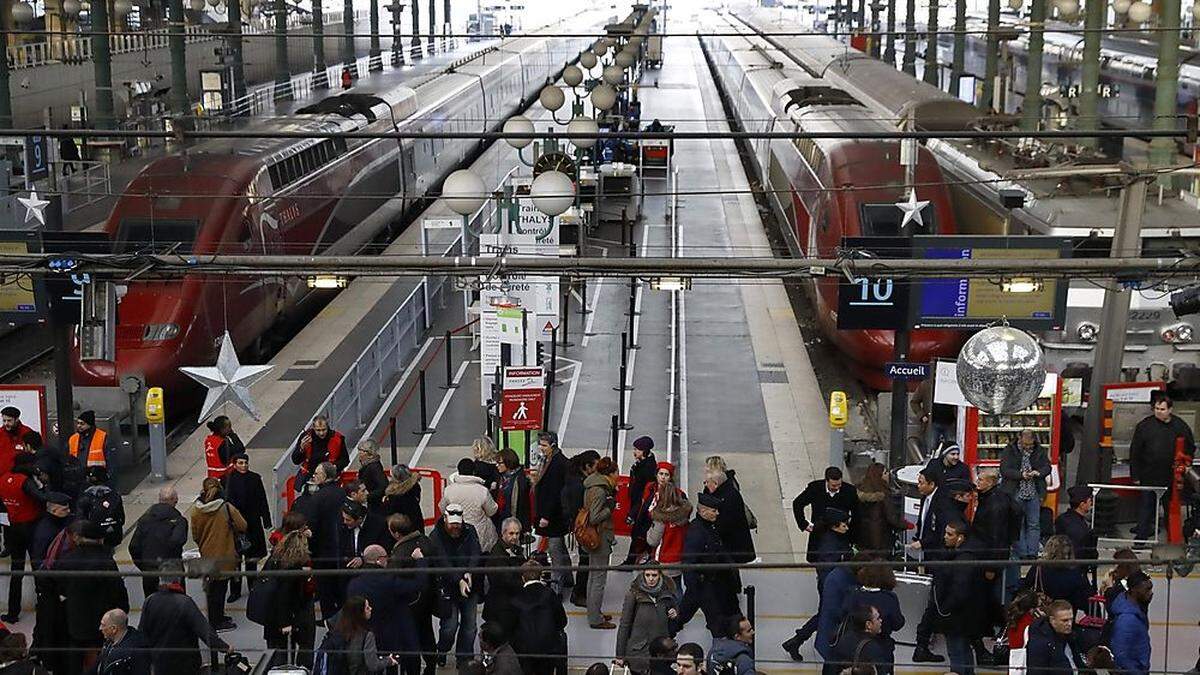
[267,632,309,675]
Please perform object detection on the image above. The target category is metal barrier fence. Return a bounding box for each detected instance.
[4,11,360,69]
[57,160,112,214]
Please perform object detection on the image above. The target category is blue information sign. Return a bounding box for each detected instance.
[884,362,930,380]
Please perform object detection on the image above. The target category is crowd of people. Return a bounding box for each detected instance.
[0,394,1195,675]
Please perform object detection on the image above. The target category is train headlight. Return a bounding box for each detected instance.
[1076,322,1099,343]
[1161,323,1194,344]
[143,323,180,342]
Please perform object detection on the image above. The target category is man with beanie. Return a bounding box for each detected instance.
[675,492,739,637]
[76,466,125,548]
[0,451,51,622]
[68,411,111,473]
[624,436,658,564]
[923,443,972,488]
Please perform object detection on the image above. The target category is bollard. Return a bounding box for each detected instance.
[614,333,635,390]
[413,369,435,435]
[550,327,560,387]
[617,364,633,430]
[560,284,572,348]
[389,417,398,466]
[610,414,619,463]
[627,282,641,350]
[745,585,757,657]
[577,279,591,316]
[442,330,458,389]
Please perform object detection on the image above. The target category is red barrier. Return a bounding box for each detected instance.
[613,475,633,537]
[282,467,445,528]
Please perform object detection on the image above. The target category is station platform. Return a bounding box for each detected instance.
[25,17,1199,675]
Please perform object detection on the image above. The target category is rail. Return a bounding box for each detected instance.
[56,160,112,214]
[266,196,496,518]
[5,11,361,69]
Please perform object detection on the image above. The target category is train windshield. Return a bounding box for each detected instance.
[114,218,199,255]
[859,203,934,236]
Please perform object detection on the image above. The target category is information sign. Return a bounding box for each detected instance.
[500,366,545,431]
[885,362,930,381]
[836,237,911,330]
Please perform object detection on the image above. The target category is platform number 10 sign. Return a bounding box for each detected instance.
[836,237,910,330]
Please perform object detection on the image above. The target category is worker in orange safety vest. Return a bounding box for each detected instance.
[68,410,112,474]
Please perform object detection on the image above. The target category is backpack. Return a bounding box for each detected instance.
[573,507,600,552]
[86,487,125,547]
[312,630,350,675]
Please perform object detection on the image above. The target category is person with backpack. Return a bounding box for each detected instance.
[315,595,399,675]
[190,477,247,633]
[562,451,599,607]
[75,467,124,549]
[128,486,189,600]
[582,457,618,629]
[138,560,228,675]
[706,616,755,675]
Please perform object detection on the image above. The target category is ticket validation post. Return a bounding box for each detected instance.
[146,386,167,480]
[829,391,848,470]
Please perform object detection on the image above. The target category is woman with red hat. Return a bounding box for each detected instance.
[644,462,691,590]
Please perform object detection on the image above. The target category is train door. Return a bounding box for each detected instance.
[400,142,417,208]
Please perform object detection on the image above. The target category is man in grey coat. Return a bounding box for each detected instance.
[998,430,1051,559]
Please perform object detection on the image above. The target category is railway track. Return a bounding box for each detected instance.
[0,324,53,382]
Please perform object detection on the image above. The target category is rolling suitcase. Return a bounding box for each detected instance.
[267,632,309,675]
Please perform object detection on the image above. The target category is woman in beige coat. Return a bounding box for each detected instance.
[191,476,247,631]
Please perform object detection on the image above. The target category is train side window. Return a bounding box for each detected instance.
[268,164,282,190]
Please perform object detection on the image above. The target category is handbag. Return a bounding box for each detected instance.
[573,507,601,552]
[245,574,279,626]
[225,503,253,557]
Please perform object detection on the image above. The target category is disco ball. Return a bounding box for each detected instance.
[956,325,1047,414]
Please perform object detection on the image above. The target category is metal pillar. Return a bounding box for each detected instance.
[952,0,966,90]
[387,2,404,66]
[443,0,450,48]
[902,0,917,75]
[982,0,1000,110]
[923,0,939,86]
[227,0,247,107]
[1020,0,1047,131]
[313,0,328,88]
[369,0,382,69]
[0,25,11,128]
[870,1,882,57]
[1076,0,1104,147]
[91,0,116,129]
[427,0,436,54]
[1148,0,1182,182]
[343,0,355,76]
[411,0,421,59]
[1077,178,1148,485]
[167,0,189,120]
[274,0,291,99]
[884,0,897,66]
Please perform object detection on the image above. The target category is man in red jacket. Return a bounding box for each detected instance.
[0,406,34,475]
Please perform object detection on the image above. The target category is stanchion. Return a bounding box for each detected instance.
[559,284,573,348]
[745,585,757,656]
[613,332,635,391]
[413,369,435,435]
[577,279,591,316]
[627,281,640,350]
[550,327,561,386]
[389,417,398,466]
[441,330,458,389]
[610,414,619,463]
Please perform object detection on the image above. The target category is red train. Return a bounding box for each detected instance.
[703,20,962,389]
[73,28,592,416]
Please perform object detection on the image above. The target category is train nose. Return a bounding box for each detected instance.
[72,358,117,387]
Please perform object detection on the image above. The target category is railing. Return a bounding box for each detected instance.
[6,11,361,69]
[56,160,112,214]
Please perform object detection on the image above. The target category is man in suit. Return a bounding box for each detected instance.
[791,466,860,551]
[906,468,951,663]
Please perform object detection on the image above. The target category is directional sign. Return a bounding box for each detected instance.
[884,362,930,381]
[500,366,545,431]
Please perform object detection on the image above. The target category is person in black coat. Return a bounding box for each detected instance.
[843,564,905,667]
[345,544,425,662]
[483,517,527,629]
[1129,395,1196,540]
[387,513,442,675]
[826,604,894,675]
[1055,486,1098,564]
[29,492,75,675]
[429,509,484,667]
[508,560,568,675]
[1025,601,1087,674]
[998,430,1052,559]
[533,433,570,590]
[57,522,130,675]
[336,500,391,601]
[128,486,189,600]
[381,464,424,533]
[673,492,740,638]
[1023,535,1093,612]
[138,561,228,675]
[784,507,853,658]
[931,519,982,675]
[624,436,658,564]
[292,462,348,621]
[355,441,389,515]
[492,448,532,532]
[88,610,149,675]
[562,450,599,606]
[221,453,271,600]
[971,471,1018,634]
[702,461,756,565]
[791,467,860,557]
[922,443,972,488]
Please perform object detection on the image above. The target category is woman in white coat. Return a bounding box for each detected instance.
[439,457,499,551]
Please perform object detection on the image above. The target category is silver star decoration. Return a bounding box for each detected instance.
[895,189,930,231]
[17,190,49,226]
[179,331,273,422]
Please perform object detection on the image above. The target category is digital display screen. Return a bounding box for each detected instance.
[911,237,1069,330]
[0,241,38,315]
